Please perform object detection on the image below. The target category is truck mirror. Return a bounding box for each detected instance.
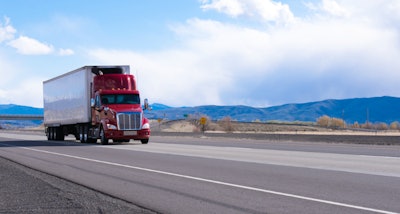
[90,98,95,107]
[144,98,150,110]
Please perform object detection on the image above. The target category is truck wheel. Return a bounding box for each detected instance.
[52,128,56,140]
[141,139,149,144]
[79,125,89,143]
[50,127,56,141]
[100,127,109,145]
[56,127,65,141]
[47,128,53,140]
[47,128,51,140]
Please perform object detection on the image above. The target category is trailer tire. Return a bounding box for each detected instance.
[47,128,51,140]
[50,127,56,141]
[55,127,65,141]
[47,128,52,140]
[52,128,56,140]
[100,127,109,145]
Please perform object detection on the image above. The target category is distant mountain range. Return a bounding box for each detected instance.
[0,104,43,128]
[1,96,400,128]
[0,104,43,115]
[146,96,400,124]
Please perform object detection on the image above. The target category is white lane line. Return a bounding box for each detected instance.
[12,145,399,214]
[3,133,400,177]
[104,143,400,178]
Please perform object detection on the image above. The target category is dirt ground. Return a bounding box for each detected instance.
[150,119,400,145]
[151,119,400,135]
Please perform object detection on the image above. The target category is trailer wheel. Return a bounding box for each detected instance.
[47,128,51,140]
[52,128,56,140]
[141,139,149,144]
[50,127,56,141]
[47,127,53,140]
[55,127,65,141]
[100,127,109,145]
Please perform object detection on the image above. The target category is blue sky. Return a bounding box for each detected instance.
[1,0,400,108]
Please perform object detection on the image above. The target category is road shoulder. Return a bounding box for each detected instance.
[0,156,156,214]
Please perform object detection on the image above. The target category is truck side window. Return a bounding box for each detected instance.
[102,97,109,104]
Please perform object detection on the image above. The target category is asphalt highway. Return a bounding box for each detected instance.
[0,131,399,214]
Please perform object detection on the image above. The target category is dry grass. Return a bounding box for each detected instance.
[151,119,400,136]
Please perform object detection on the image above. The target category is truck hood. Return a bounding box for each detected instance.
[107,104,142,113]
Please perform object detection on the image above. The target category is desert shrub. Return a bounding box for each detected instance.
[316,115,330,127]
[331,118,346,129]
[361,122,373,129]
[316,115,345,129]
[219,117,235,132]
[389,121,400,130]
[374,122,389,130]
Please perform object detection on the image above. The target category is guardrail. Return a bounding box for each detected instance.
[0,114,44,120]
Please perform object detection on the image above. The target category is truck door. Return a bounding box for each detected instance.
[92,94,102,125]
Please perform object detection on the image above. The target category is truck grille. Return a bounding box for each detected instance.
[117,113,142,130]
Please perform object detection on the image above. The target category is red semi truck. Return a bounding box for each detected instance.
[43,65,150,144]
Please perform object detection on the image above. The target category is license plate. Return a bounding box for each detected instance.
[124,131,137,136]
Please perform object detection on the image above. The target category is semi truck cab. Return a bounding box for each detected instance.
[92,86,150,144]
[89,68,150,144]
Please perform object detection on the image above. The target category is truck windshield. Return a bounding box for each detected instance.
[101,94,140,104]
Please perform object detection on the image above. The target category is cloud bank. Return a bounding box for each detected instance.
[0,17,74,107]
[87,0,400,107]
[200,0,295,24]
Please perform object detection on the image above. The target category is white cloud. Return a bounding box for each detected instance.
[88,47,231,106]
[0,51,43,107]
[321,0,349,17]
[7,36,54,55]
[1,17,72,56]
[305,0,350,17]
[0,49,45,107]
[200,0,244,17]
[200,0,295,24]
[87,0,400,107]
[0,78,44,107]
[58,48,74,56]
[0,16,16,43]
[0,52,18,87]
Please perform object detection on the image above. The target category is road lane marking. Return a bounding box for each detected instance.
[2,132,400,177]
[8,145,398,214]
[104,142,400,178]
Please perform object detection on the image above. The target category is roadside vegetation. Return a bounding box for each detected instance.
[152,114,400,134]
[3,114,399,134]
[316,115,400,131]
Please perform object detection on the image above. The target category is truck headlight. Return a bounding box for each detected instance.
[107,124,117,130]
[142,123,150,129]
